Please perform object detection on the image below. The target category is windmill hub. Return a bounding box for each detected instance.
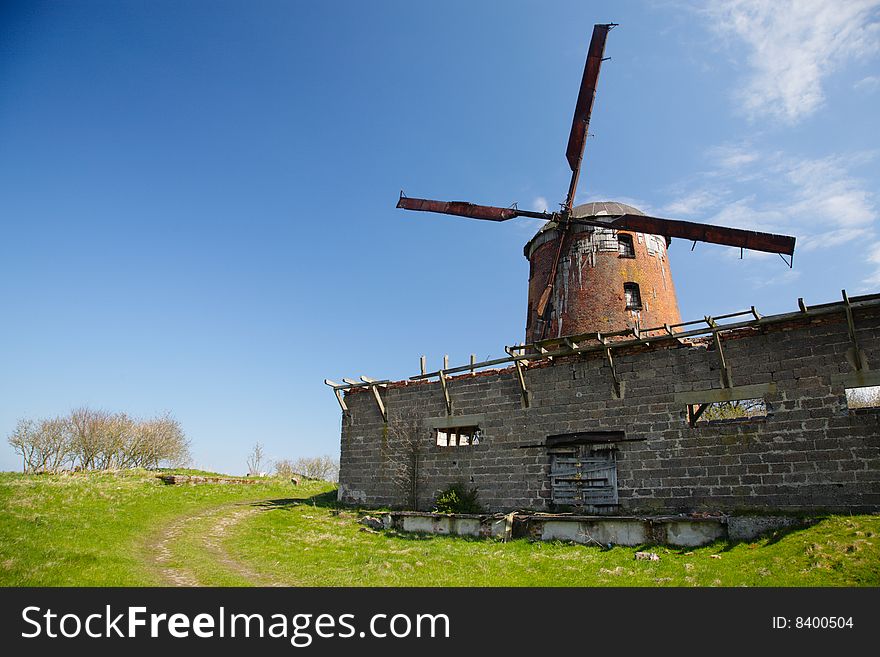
[524,201,682,342]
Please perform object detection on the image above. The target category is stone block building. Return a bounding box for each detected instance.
[334,294,880,514]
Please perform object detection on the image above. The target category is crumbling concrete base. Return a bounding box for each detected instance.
[381,512,817,547]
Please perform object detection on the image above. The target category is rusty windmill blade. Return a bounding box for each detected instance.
[535,23,616,335]
[564,23,616,211]
[596,213,796,256]
[535,227,568,319]
[396,194,553,222]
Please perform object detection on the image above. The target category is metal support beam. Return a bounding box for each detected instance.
[504,345,530,366]
[713,331,733,388]
[324,379,348,412]
[368,385,387,422]
[604,346,623,399]
[438,370,452,415]
[513,358,530,408]
[398,293,880,382]
[357,376,387,422]
[842,289,868,372]
[687,403,710,428]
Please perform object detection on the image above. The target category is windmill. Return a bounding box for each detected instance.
[396,23,796,342]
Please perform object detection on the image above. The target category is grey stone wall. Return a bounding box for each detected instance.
[337,307,880,514]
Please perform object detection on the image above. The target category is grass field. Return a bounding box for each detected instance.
[1,469,878,586]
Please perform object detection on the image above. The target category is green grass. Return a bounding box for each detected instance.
[1,470,877,586]
[220,496,880,586]
[0,469,324,586]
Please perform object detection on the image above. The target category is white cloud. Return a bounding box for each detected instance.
[854,75,880,92]
[662,189,724,216]
[707,144,760,170]
[864,242,880,286]
[677,146,877,237]
[660,144,877,284]
[704,0,880,123]
[706,196,787,232]
[799,227,872,251]
[531,196,549,212]
[858,242,880,288]
[749,268,802,288]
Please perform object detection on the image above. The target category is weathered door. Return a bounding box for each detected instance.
[549,445,618,512]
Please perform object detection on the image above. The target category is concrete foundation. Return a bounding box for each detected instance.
[378,511,800,547]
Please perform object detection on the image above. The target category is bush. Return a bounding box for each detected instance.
[433,483,482,514]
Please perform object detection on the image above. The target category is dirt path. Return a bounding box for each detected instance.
[146,501,284,587]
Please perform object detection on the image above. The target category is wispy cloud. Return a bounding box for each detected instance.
[854,75,880,93]
[661,189,724,216]
[705,196,787,233]
[865,242,880,286]
[707,144,760,170]
[749,268,802,288]
[660,143,878,284]
[785,154,876,230]
[703,0,880,123]
[531,196,549,212]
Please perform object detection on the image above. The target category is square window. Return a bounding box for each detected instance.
[618,234,635,258]
[845,385,880,410]
[624,283,641,310]
[435,426,481,447]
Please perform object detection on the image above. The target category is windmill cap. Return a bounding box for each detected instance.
[523,201,646,258]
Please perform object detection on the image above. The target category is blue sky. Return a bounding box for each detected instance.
[1,0,879,474]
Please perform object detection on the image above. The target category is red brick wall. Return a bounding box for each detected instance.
[525,228,682,342]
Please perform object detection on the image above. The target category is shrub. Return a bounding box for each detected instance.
[433,483,482,514]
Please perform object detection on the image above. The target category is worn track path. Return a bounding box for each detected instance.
[145,500,285,587]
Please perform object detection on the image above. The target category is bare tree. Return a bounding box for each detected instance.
[282,455,339,482]
[247,442,266,476]
[123,413,190,469]
[274,458,295,479]
[386,412,425,509]
[38,416,75,473]
[8,419,39,473]
[7,416,74,473]
[94,412,131,470]
[8,407,191,473]
[68,407,107,471]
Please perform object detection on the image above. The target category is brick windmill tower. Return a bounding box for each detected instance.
[523,201,681,342]
[397,24,795,343]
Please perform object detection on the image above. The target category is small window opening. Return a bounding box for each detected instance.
[624,283,641,310]
[618,234,635,258]
[687,398,767,427]
[436,426,482,447]
[845,386,880,410]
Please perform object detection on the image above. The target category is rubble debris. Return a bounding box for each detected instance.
[358,515,385,531]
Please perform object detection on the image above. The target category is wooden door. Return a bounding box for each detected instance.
[549,446,618,512]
